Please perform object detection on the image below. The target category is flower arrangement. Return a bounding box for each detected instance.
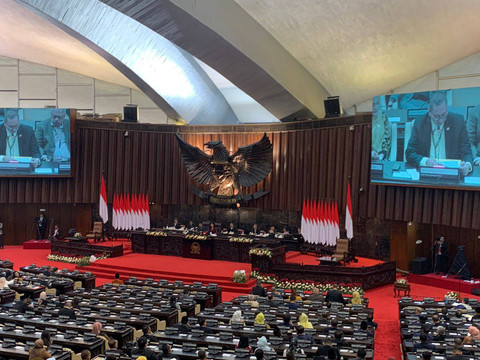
[249,248,273,258]
[229,237,254,243]
[232,270,247,283]
[250,270,364,295]
[395,278,408,286]
[146,231,167,236]
[445,291,461,301]
[73,232,83,238]
[47,253,109,266]
[185,234,207,240]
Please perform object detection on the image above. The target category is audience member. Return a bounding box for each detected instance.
[81,350,91,360]
[433,325,445,341]
[196,350,207,360]
[254,312,270,329]
[295,325,314,345]
[255,348,265,360]
[0,277,9,290]
[159,343,176,360]
[92,321,110,341]
[230,310,245,325]
[413,333,436,351]
[323,319,341,335]
[131,338,157,360]
[140,325,157,342]
[251,280,267,297]
[112,273,124,285]
[178,316,191,333]
[58,300,76,319]
[355,348,367,359]
[37,291,49,306]
[256,336,272,352]
[325,285,346,305]
[350,291,362,305]
[333,330,350,348]
[308,287,324,302]
[286,294,299,310]
[280,315,295,329]
[236,334,253,353]
[14,295,31,313]
[298,313,313,329]
[28,339,51,360]
[244,294,259,308]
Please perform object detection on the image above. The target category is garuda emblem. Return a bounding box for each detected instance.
[175,133,273,206]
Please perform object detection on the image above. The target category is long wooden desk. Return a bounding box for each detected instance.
[20,265,96,290]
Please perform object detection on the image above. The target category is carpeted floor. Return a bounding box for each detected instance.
[3,245,480,360]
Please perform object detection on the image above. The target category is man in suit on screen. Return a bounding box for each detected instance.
[0,108,41,166]
[35,108,70,162]
[405,91,473,176]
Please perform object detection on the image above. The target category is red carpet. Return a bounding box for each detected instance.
[408,272,480,293]
[285,251,385,267]
[23,239,51,249]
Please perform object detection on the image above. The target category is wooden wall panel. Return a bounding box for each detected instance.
[1,117,480,234]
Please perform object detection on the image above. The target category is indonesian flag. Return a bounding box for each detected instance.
[144,193,151,230]
[99,175,108,223]
[334,201,340,240]
[346,182,353,239]
[112,193,118,230]
[120,194,126,230]
[301,199,307,242]
[318,200,324,245]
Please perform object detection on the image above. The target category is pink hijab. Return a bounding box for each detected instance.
[469,326,480,340]
[92,322,102,335]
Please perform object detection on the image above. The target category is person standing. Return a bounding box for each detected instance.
[433,236,449,275]
[36,214,47,239]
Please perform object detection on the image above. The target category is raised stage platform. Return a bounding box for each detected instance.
[408,272,480,294]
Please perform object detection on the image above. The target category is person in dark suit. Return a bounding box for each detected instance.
[172,218,181,229]
[36,213,47,239]
[433,236,449,275]
[130,337,157,360]
[325,285,346,305]
[0,108,41,166]
[447,348,467,360]
[405,91,473,175]
[139,325,157,342]
[251,280,267,297]
[35,108,70,162]
[413,333,437,352]
[177,316,191,333]
[58,300,76,319]
[198,319,214,335]
[227,222,237,235]
[52,224,61,239]
[14,295,31,313]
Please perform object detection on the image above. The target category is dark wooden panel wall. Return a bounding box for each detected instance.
[1,116,479,234]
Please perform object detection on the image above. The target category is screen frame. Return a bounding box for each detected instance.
[0,108,75,178]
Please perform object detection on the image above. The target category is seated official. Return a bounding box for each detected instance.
[58,300,76,319]
[112,272,124,285]
[323,319,342,335]
[159,343,177,360]
[250,223,260,236]
[140,325,158,343]
[227,222,237,235]
[268,226,276,239]
[256,336,273,352]
[333,330,350,348]
[286,294,299,310]
[355,349,367,360]
[236,334,253,353]
[251,280,267,297]
[453,337,473,355]
[266,294,282,307]
[41,330,52,348]
[92,321,110,341]
[325,285,346,305]
[198,319,214,334]
[28,339,51,360]
[308,287,324,302]
[208,222,217,235]
[405,91,473,176]
[354,320,373,337]
[229,310,245,325]
[186,221,196,231]
[280,315,295,330]
[81,350,91,360]
[177,316,191,333]
[131,337,157,360]
[298,313,313,329]
[243,294,259,308]
[294,325,314,345]
[106,339,124,356]
[197,222,206,233]
[52,224,61,239]
[413,333,437,352]
[349,291,362,306]
[313,339,340,360]
[254,312,270,329]
[0,277,9,290]
[14,295,31,313]
[172,218,181,229]
[433,326,445,341]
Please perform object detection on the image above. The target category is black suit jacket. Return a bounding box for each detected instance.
[0,124,41,159]
[325,290,345,304]
[405,112,473,166]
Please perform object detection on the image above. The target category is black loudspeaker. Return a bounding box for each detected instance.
[410,257,431,274]
[324,97,341,118]
[123,106,138,122]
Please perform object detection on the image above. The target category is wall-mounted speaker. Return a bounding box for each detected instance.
[324,97,341,118]
[123,106,138,123]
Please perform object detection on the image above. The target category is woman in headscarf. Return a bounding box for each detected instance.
[298,313,313,329]
[0,277,8,290]
[229,310,245,325]
[37,291,48,306]
[28,339,52,360]
[256,336,272,352]
[350,291,362,305]
[464,326,480,344]
[92,321,110,341]
[254,312,270,329]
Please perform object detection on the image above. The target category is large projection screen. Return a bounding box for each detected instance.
[371,87,480,189]
[0,108,73,177]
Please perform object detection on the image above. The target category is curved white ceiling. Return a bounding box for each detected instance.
[235,0,480,108]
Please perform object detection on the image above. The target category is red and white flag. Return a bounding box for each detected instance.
[112,193,118,230]
[346,182,353,239]
[301,199,307,242]
[99,175,108,223]
[144,193,151,230]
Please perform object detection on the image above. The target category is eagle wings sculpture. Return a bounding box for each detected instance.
[175,133,273,205]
